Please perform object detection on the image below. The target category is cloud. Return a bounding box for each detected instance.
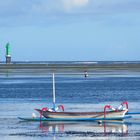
[60,0,89,11]
[30,0,89,15]
[0,0,140,27]
[0,0,140,17]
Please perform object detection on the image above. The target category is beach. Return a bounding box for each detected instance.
[0,62,140,139]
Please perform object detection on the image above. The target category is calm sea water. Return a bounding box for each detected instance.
[0,66,140,139]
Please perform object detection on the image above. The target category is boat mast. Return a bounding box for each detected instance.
[52,73,56,110]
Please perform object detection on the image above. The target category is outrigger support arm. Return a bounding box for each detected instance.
[121,101,128,110]
[104,105,111,118]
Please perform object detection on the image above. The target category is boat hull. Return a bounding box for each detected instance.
[18,115,131,122]
[36,109,128,121]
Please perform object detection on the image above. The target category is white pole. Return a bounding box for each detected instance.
[52,73,56,110]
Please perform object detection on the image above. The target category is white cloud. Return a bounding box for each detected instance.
[0,0,140,27]
[60,0,89,11]
[30,0,89,15]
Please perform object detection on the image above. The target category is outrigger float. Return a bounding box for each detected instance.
[18,74,140,122]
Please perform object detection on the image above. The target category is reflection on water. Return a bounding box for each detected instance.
[39,121,128,137]
[1,117,140,139]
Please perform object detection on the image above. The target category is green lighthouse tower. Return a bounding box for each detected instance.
[5,43,11,64]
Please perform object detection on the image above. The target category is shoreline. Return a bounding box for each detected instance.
[0,62,140,76]
[0,63,140,71]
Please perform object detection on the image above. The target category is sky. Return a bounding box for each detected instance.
[0,0,140,61]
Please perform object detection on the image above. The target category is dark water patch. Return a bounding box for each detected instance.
[65,131,127,137]
[9,131,44,137]
[9,131,140,138]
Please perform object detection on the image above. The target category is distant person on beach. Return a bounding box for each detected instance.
[84,71,88,78]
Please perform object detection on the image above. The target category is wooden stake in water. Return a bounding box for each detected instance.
[52,73,56,110]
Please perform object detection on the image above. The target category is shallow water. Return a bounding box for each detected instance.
[0,74,140,139]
